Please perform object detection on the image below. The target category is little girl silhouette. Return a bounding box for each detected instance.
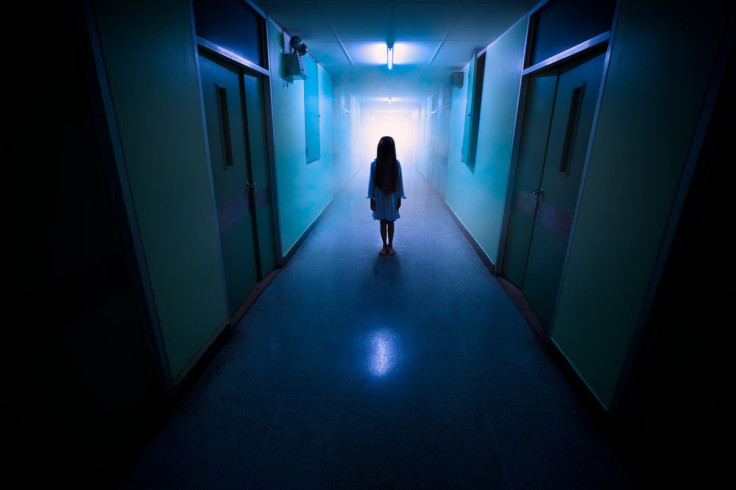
[367,136,406,256]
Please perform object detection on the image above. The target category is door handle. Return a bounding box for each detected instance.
[245,181,257,192]
[532,187,544,197]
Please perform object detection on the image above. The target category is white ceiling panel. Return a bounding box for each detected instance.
[303,41,350,67]
[392,41,439,66]
[260,6,334,39]
[449,5,529,41]
[392,4,459,40]
[321,5,392,41]
[429,40,478,66]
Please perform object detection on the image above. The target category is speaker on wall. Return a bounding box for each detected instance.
[449,72,463,88]
[284,52,308,80]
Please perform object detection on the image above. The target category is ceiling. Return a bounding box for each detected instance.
[251,0,538,111]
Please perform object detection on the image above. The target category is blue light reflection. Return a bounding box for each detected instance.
[368,329,399,377]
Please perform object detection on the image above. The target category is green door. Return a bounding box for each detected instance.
[243,71,277,277]
[502,71,558,287]
[199,52,273,316]
[504,47,606,330]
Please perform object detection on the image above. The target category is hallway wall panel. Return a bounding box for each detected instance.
[268,20,335,257]
[331,84,358,193]
[444,18,528,266]
[91,0,229,379]
[550,0,734,409]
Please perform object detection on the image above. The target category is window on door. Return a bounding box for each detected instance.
[559,84,586,175]
[215,84,234,168]
[461,51,485,171]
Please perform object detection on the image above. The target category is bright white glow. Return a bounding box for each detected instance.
[349,41,431,67]
[368,329,398,377]
[351,42,390,65]
[392,42,435,64]
[366,97,401,104]
[357,109,419,171]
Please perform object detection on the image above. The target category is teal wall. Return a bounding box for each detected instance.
[550,0,731,409]
[333,82,362,191]
[331,84,352,193]
[444,18,528,265]
[319,60,335,192]
[429,88,453,197]
[92,0,228,380]
[268,19,335,256]
[416,100,431,179]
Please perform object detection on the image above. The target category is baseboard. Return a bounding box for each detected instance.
[174,319,233,400]
[437,190,496,275]
[231,267,281,326]
[282,201,334,264]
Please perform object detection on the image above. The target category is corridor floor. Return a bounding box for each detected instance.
[121,164,635,489]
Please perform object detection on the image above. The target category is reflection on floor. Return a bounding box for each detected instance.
[122,164,635,489]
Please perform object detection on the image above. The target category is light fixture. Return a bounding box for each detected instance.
[290,35,308,57]
[387,43,393,70]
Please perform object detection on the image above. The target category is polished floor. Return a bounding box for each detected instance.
[121,163,636,489]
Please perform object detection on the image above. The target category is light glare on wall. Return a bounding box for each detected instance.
[387,44,393,70]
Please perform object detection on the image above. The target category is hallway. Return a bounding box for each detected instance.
[121,164,635,489]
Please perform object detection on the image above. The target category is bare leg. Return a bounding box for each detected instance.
[387,221,396,255]
[379,220,388,255]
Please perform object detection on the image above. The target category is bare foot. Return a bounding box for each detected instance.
[379,245,387,256]
[387,246,396,256]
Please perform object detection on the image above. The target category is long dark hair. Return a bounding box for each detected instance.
[375,136,398,194]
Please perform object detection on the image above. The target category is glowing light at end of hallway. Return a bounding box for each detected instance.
[387,45,393,70]
[358,109,419,170]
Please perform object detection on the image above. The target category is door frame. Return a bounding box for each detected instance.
[196,37,283,270]
[498,23,617,338]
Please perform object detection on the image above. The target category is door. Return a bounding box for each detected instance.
[502,71,558,288]
[242,71,277,276]
[503,47,606,330]
[199,51,274,315]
